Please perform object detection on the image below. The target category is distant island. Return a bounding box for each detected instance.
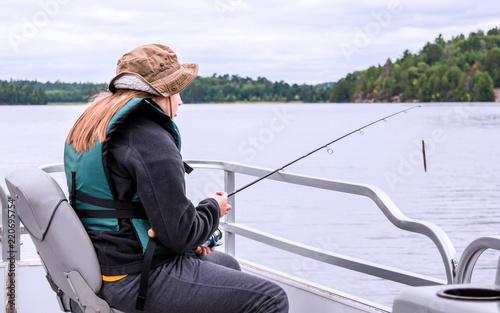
[1,27,499,105]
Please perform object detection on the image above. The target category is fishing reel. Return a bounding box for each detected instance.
[200,229,223,248]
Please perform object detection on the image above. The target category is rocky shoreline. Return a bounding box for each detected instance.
[353,88,500,103]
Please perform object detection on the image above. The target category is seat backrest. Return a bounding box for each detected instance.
[4,166,102,300]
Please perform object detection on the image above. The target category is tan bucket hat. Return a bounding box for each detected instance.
[108,44,199,97]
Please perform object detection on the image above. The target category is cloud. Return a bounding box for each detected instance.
[0,0,499,85]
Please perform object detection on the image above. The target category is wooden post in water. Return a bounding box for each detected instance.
[422,140,427,172]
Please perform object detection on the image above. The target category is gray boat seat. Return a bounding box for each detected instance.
[5,166,125,313]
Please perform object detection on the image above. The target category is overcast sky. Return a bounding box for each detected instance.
[1,0,499,85]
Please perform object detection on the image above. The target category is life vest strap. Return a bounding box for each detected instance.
[136,237,157,311]
[72,190,145,211]
[70,171,147,219]
[75,208,147,219]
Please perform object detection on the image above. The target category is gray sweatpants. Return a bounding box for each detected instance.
[99,251,289,312]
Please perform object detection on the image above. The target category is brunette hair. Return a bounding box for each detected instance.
[67,89,153,152]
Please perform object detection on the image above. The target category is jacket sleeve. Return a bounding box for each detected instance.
[123,121,220,253]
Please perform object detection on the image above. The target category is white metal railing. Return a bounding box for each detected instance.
[4,160,495,291]
[186,160,458,286]
[455,236,500,284]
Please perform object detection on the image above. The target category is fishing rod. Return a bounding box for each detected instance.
[228,105,421,197]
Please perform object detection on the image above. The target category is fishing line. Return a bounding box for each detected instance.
[228,105,421,197]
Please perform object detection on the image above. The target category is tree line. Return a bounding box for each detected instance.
[0,80,108,105]
[331,27,500,102]
[2,27,499,105]
[0,77,332,105]
[0,80,47,105]
[181,75,332,103]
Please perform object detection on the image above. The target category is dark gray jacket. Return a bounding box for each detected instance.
[90,100,220,275]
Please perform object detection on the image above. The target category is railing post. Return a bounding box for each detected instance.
[456,236,500,284]
[1,185,19,313]
[224,170,236,257]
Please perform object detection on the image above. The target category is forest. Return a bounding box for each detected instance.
[1,27,499,104]
[180,75,332,103]
[0,77,331,105]
[331,27,500,102]
[0,80,107,105]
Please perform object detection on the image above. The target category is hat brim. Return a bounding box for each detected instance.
[108,63,199,97]
[151,63,199,97]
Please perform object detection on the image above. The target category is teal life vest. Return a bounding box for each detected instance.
[64,97,189,310]
[64,97,183,254]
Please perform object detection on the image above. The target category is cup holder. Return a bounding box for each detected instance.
[437,288,500,301]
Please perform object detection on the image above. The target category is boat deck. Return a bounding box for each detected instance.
[1,160,499,312]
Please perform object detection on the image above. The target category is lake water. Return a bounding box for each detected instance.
[1,102,500,308]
